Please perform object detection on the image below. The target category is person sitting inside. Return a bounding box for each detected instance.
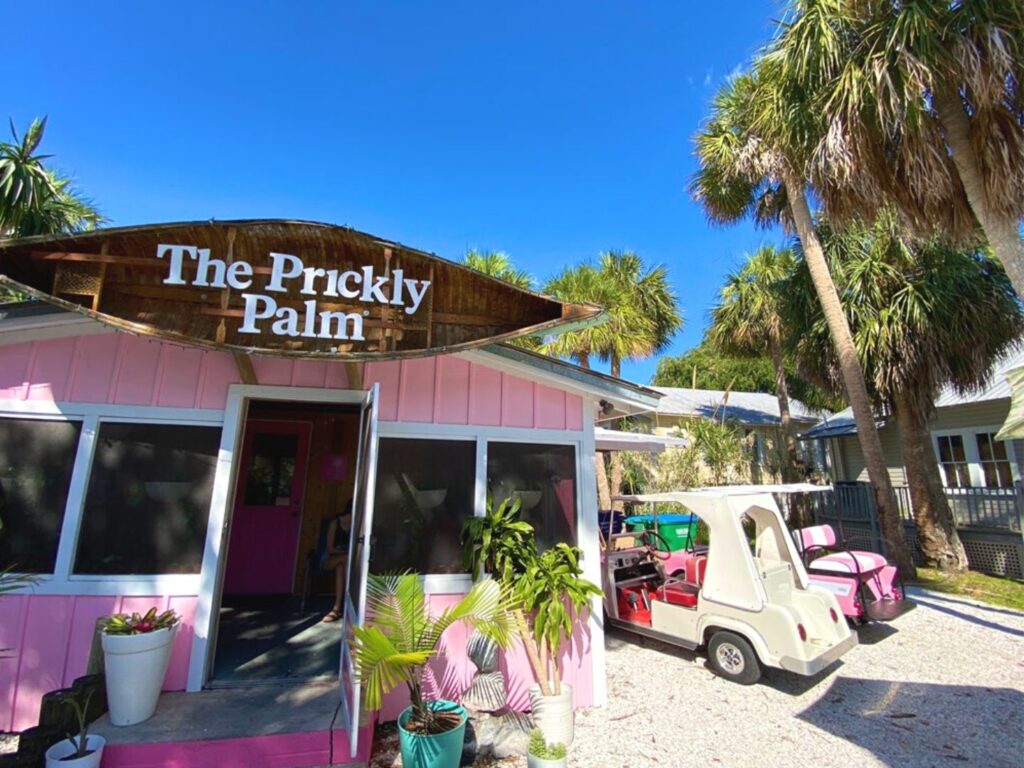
[321,500,353,623]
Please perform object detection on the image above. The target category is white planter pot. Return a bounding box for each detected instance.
[102,624,178,726]
[527,754,567,768]
[45,734,106,767]
[529,682,574,747]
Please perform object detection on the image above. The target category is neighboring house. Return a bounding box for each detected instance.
[802,347,1024,491]
[648,387,830,483]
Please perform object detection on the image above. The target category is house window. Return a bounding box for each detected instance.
[74,422,221,575]
[369,438,476,575]
[487,442,577,551]
[936,435,970,488]
[0,418,82,573]
[976,432,1013,489]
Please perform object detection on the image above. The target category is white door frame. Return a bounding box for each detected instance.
[186,383,366,692]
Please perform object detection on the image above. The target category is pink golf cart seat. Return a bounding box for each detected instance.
[796,524,887,575]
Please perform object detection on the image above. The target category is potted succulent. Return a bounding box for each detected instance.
[352,573,514,768]
[44,693,105,767]
[462,497,601,747]
[527,728,567,768]
[100,607,180,726]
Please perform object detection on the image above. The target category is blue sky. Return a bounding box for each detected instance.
[7,1,789,383]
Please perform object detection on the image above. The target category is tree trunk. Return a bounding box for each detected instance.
[771,335,811,526]
[608,354,625,511]
[596,453,612,510]
[782,170,917,577]
[934,84,1024,300]
[892,394,968,572]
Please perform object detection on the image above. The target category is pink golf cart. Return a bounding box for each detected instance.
[793,523,915,624]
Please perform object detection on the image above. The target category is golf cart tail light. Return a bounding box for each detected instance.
[829,608,839,623]
[798,623,808,642]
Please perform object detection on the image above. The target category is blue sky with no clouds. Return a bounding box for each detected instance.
[5,1,790,383]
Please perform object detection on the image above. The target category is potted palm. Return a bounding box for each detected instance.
[44,693,105,767]
[100,607,179,726]
[461,497,601,747]
[526,728,567,768]
[352,573,514,768]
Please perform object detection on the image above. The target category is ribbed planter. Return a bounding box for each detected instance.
[397,700,468,768]
[527,754,568,768]
[101,624,178,726]
[44,734,106,767]
[529,683,574,747]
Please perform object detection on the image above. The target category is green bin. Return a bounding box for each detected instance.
[625,513,698,551]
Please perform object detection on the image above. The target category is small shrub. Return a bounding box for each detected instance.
[101,607,179,635]
[528,728,567,759]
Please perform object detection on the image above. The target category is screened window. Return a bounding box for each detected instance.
[487,442,577,551]
[74,423,220,575]
[0,418,82,573]
[936,434,971,488]
[976,432,1013,488]
[369,438,475,574]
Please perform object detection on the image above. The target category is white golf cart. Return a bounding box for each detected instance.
[604,485,857,684]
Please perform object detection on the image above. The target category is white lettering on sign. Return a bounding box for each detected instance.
[157,243,430,343]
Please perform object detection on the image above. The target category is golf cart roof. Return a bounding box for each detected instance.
[614,483,831,508]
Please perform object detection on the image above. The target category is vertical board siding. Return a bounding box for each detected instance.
[0,336,585,431]
[1,594,199,732]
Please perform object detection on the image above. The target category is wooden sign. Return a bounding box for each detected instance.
[0,220,602,359]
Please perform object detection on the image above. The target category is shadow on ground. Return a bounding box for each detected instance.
[797,677,1024,768]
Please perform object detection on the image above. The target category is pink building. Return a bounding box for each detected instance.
[0,222,658,767]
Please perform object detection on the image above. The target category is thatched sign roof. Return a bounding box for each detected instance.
[0,219,602,360]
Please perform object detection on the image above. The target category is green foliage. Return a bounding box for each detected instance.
[460,496,534,582]
[63,691,95,758]
[528,728,567,759]
[0,565,37,594]
[542,250,682,375]
[101,607,179,635]
[652,338,842,412]
[352,574,513,730]
[462,249,535,290]
[686,418,749,485]
[0,117,104,238]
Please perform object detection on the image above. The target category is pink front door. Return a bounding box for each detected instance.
[224,420,312,594]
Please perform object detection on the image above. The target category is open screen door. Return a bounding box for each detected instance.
[340,383,380,759]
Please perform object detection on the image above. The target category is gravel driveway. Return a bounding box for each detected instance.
[557,588,1024,768]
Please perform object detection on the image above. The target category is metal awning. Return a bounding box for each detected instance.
[594,427,688,453]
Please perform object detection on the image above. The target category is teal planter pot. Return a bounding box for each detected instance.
[397,700,468,768]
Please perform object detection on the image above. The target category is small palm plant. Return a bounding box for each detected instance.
[352,573,514,735]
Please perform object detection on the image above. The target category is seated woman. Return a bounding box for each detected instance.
[321,500,353,623]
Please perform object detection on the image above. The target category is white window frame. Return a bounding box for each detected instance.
[931,425,1020,489]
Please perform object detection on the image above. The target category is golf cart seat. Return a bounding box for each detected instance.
[655,554,707,608]
[809,550,888,574]
[795,524,886,575]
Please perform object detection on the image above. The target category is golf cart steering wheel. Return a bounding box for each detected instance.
[641,530,672,561]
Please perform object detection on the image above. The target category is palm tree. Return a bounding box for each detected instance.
[543,251,682,509]
[784,214,1023,571]
[0,117,103,238]
[775,0,1024,298]
[461,249,535,290]
[693,68,917,575]
[708,245,801,481]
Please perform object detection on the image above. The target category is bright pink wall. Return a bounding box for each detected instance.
[0,334,584,429]
[0,593,197,732]
[378,594,594,722]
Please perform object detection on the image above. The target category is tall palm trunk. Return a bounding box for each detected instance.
[934,85,1024,299]
[609,354,625,511]
[596,454,612,510]
[770,335,810,525]
[782,169,916,577]
[892,394,968,572]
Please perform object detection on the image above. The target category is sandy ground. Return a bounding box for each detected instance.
[375,587,1023,768]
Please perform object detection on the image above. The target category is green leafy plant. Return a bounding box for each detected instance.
[62,691,96,759]
[101,607,179,635]
[352,573,513,735]
[0,565,37,595]
[461,497,601,698]
[528,728,567,759]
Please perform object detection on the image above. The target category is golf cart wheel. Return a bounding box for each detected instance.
[707,631,761,685]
